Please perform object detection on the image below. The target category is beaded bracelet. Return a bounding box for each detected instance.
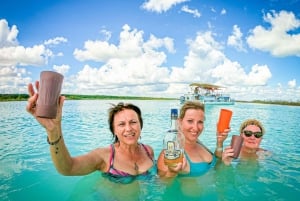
[47,135,62,145]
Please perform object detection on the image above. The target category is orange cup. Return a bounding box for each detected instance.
[217,109,233,132]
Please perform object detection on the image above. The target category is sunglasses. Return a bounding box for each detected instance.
[243,130,263,138]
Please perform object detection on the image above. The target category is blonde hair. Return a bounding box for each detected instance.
[239,119,265,134]
[179,101,205,119]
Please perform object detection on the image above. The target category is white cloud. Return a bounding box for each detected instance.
[181,5,201,18]
[99,28,112,41]
[71,24,174,96]
[74,24,175,62]
[220,8,226,15]
[0,45,49,66]
[227,25,246,52]
[44,37,68,46]
[141,0,188,13]
[0,66,31,93]
[53,64,70,75]
[0,19,53,67]
[0,19,18,47]
[167,31,273,100]
[288,79,296,88]
[247,10,300,57]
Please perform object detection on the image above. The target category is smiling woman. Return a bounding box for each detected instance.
[25,81,155,186]
[222,118,270,165]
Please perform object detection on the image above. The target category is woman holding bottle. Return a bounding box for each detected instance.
[157,101,230,178]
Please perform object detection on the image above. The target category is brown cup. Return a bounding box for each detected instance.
[230,135,244,159]
[36,71,64,118]
[217,109,233,132]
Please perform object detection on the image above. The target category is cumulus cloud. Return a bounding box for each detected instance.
[220,8,226,15]
[288,79,296,88]
[166,31,272,98]
[44,37,68,46]
[0,19,60,93]
[181,5,201,18]
[72,24,174,96]
[0,19,53,67]
[0,19,18,47]
[53,64,70,75]
[0,66,31,93]
[141,0,188,13]
[247,10,300,57]
[99,28,112,41]
[74,24,175,62]
[227,25,246,52]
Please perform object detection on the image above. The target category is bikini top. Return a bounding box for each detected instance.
[180,152,216,177]
[102,144,154,183]
[179,142,217,177]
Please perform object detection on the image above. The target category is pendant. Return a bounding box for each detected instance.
[134,162,139,172]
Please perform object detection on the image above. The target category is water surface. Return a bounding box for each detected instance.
[1,100,299,200]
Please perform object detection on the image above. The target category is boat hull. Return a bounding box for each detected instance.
[179,95,235,105]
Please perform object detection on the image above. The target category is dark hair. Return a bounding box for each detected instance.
[179,101,205,119]
[108,102,143,143]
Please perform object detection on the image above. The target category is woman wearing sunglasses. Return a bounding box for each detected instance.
[222,119,269,165]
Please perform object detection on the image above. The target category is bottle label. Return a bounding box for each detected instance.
[165,141,182,159]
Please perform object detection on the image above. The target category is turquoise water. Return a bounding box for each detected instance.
[1,100,299,201]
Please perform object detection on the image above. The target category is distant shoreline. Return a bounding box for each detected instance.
[0,94,299,106]
[0,94,175,101]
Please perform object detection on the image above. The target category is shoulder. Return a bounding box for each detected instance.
[142,144,154,156]
[88,146,112,171]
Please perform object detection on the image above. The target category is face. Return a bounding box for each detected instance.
[113,109,141,145]
[241,125,263,149]
[179,109,204,143]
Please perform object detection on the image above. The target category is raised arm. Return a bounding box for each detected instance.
[214,128,230,158]
[26,82,107,175]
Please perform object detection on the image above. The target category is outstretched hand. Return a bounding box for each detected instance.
[26,81,65,131]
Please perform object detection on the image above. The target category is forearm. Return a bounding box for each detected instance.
[214,141,223,158]
[47,127,73,175]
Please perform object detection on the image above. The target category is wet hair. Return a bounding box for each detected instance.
[108,102,143,143]
[179,101,205,119]
[239,119,265,135]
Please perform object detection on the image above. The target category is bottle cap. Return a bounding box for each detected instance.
[171,108,178,117]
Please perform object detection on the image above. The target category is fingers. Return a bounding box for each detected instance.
[168,162,183,172]
[35,80,39,91]
[28,83,35,97]
[27,82,39,114]
[222,148,234,159]
[26,93,38,114]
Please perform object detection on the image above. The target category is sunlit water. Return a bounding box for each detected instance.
[1,100,299,201]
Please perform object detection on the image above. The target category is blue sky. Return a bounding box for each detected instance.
[0,0,300,101]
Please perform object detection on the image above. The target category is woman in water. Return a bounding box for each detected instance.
[26,81,155,184]
[222,119,269,165]
[157,101,229,177]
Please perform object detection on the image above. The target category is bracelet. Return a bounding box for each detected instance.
[216,147,223,152]
[47,135,62,145]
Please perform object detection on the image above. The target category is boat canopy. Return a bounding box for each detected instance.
[189,83,224,90]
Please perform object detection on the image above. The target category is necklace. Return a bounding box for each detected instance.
[134,162,139,173]
[118,143,140,173]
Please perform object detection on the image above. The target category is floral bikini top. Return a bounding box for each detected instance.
[102,144,155,183]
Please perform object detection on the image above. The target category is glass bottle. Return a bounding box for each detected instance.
[163,108,185,167]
